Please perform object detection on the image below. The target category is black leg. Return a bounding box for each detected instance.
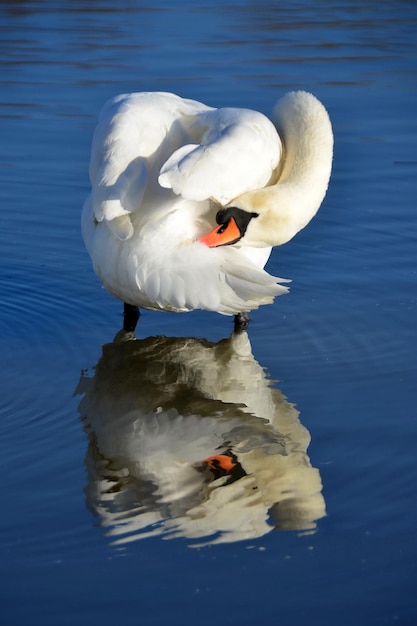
[123,303,140,332]
[234,312,249,333]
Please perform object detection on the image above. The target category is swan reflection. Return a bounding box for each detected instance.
[76,331,325,546]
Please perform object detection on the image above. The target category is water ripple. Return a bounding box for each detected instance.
[0,264,103,357]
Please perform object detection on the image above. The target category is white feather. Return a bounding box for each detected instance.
[158,108,281,204]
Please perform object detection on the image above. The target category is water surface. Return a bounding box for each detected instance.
[1,1,416,625]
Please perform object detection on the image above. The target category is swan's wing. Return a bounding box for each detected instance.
[158,108,282,205]
[135,242,289,314]
[88,92,212,239]
[88,95,150,232]
[89,158,148,240]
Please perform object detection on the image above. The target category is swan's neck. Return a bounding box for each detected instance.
[275,91,333,197]
[232,91,333,248]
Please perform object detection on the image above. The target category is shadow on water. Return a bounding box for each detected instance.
[75,329,325,547]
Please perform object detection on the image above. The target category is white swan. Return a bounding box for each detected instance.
[76,331,325,545]
[82,91,333,329]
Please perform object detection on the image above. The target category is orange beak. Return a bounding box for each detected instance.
[203,454,237,472]
[198,217,241,248]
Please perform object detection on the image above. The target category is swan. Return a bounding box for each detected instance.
[76,330,325,545]
[82,91,333,330]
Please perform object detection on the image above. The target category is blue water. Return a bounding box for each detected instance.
[1,1,416,624]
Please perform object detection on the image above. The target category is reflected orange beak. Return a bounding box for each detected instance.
[198,217,241,248]
[203,454,237,472]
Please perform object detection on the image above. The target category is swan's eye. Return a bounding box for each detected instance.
[217,220,230,235]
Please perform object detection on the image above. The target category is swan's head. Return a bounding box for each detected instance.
[198,207,259,248]
[197,198,290,248]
